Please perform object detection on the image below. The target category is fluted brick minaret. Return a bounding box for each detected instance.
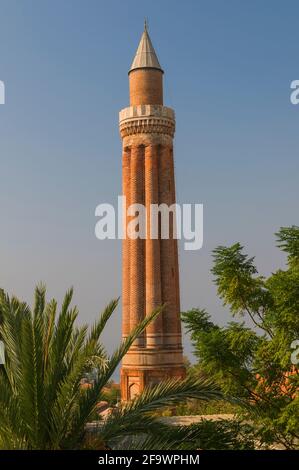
[120,23,185,400]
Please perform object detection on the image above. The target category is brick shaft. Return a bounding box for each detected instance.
[129,69,163,106]
[129,145,145,348]
[122,146,131,339]
[145,144,163,347]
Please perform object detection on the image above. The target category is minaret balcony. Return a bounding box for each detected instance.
[119,104,175,138]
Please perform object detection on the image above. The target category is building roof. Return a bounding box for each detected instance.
[129,22,163,73]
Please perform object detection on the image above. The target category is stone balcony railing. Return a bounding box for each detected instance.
[119,104,175,138]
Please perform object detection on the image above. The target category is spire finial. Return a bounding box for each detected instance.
[129,20,163,73]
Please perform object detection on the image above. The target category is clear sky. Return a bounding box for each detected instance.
[0,0,298,365]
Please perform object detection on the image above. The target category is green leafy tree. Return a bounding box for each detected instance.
[182,226,299,449]
[0,286,221,450]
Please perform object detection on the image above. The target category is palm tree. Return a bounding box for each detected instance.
[0,285,222,450]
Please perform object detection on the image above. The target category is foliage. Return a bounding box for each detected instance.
[185,419,256,450]
[102,375,221,449]
[111,417,256,450]
[102,381,121,406]
[0,285,222,450]
[182,226,299,449]
[173,398,239,417]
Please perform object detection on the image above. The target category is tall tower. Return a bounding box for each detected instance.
[119,23,185,400]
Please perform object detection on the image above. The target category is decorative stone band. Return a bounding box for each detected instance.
[119,104,175,138]
[122,348,184,368]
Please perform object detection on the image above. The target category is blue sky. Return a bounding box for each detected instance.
[0,0,298,363]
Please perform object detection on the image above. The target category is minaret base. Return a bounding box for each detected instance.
[121,364,186,401]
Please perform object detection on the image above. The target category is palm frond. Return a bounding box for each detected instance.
[101,376,222,443]
[59,306,164,449]
[113,423,205,450]
[88,298,119,343]
[120,375,222,415]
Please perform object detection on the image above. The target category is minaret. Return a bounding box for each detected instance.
[119,23,185,400]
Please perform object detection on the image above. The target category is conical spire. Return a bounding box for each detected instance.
[129,21,163,73]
